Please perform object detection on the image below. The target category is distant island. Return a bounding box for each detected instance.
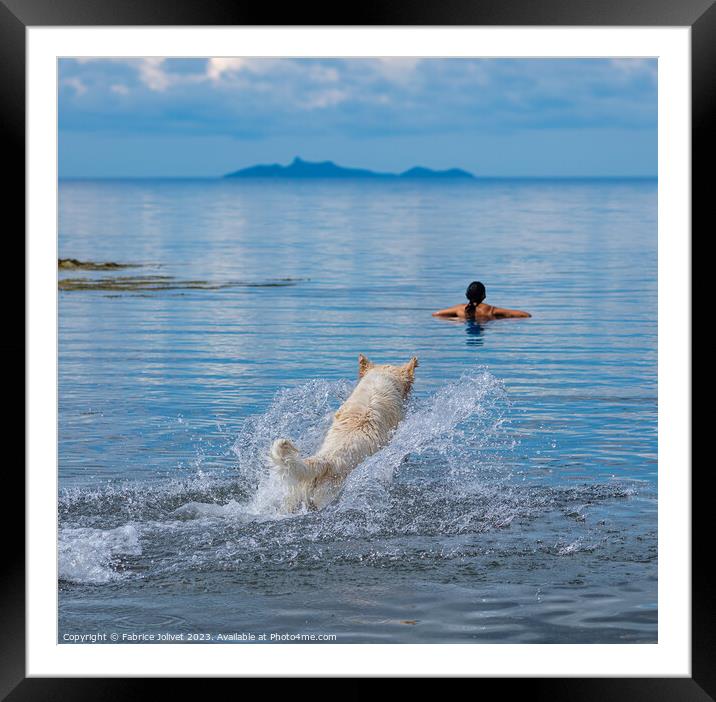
[224,157,475,180]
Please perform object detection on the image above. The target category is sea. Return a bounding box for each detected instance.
[58,177,657,643]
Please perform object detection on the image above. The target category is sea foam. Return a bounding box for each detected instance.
[59,524,142,584]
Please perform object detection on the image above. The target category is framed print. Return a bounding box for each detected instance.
[9,0,705,695]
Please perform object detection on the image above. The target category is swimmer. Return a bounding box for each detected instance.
[432,281,531,320]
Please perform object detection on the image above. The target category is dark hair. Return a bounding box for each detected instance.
[464,281,486,316]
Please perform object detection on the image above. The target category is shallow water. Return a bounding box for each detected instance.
[58,178,657,643]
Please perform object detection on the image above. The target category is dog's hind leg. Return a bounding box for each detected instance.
[270,439,322,481]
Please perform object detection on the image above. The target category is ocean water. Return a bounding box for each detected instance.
[58,178,657,643]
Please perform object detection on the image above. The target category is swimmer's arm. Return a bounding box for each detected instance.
[432,305,461,317]
[491,306,531,318]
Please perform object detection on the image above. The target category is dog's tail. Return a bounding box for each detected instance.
[270,438,313,481]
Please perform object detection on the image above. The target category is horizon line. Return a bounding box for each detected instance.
[58,174,658,181]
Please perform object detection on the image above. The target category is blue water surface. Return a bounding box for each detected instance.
[58,178,657,643]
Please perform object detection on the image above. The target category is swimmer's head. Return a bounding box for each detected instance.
[466,281,486,304]
[465,281,486,317]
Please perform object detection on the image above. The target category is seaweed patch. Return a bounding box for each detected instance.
[58,275,309,292]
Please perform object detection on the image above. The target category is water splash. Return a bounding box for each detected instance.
[337,370,510,515]
[58,371,642,585]
[229,370,510,520]
[230,378,354,518]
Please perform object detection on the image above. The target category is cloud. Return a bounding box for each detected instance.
[372,57,422,82]
[58,57,657,140]
[137,58,171,91]
[300,88,348,109]
[610,58,658,80]
[62,77,87,95]
[207,58,248,81]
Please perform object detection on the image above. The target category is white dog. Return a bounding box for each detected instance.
[270,354,418,511]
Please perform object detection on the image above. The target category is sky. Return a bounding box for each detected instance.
[58,58,657,178]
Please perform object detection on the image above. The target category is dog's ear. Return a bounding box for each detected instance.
[404,356,419,379]
[358,353,374,378]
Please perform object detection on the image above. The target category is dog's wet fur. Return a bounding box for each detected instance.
[270,354,418,511]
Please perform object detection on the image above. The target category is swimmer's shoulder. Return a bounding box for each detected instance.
[432,303,466,317]
[473,303,495,319]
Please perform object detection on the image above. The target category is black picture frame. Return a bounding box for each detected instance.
[8,0,704,695]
